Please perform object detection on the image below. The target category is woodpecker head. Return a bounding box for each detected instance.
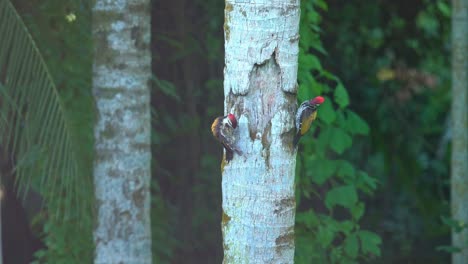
[309,96,325,106]
[225,113,238,128]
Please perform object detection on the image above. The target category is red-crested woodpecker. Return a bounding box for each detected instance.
[293,96,325,147]
[211,113,242,162]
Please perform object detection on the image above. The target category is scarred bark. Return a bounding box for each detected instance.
[92,1,152,263]
[451,0,468,263]
[222,0,300,263]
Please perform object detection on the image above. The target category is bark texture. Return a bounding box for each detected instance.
[451,0,468,262]
[92,1,152,263]
[222,0,300,263]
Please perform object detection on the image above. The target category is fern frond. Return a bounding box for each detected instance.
[0,0,92,218]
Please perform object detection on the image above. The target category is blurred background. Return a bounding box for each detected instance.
[2,0,454,263]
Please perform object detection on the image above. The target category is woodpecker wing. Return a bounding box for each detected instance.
[220,127,241,152]
[300,110,318,135]
[294,101,319,147]
[211,116,241,161]
[296,101,317,136]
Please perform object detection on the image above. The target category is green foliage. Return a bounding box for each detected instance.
[4,0,95,262]
[295,1,380,263]
[318,100,336,124]
[345,111,369,135]
[1,0,93,215]
[334,83,350,108]
[358,230,382,256]
[151,180,179,263]
[149,0,450,262]
[320,0,451,262]
[8,0,450,262]
[151,0,225,261]
[436,245,462,254]
[32,202,93,264]
[325,185,358,210]
[437,216,468,253]
[151,75,181,102]
[329,127,352,154]
[0,0,92,217]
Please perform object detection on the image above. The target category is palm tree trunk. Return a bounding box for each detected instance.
[92,1,152,263]
[222,1,300,263]
[451,0,468,263]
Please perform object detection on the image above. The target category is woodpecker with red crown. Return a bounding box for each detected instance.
[211,113,242,162]
[293,96,325,147]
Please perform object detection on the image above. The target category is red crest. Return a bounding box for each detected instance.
[227,114,238,128]
[310,96,325,105]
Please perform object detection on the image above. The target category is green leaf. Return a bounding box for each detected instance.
[309,158,336,185]
[318,99,336,124]
[320,70,339,82]
[329,127,352,154]
[300,54,322,71]
[325,185,358,209]
[334,83,350,108]
[436,245,462,253]
[358,230,382,256]
[296,210,319,228]
[314,0,328,11]
[311,82,329,95]
[441,216,466,233]
[368,28,384,48]
[151,75,181,102]
[298,82,313,102]
[345,110,370,135]
[336,220,354,233]
[0,0,92,218]
[337,160,356,179]
[317,225,335,248]
[14,145,44,170]
[299,27,313,50]
[437,1,451,17]
[351,202,365,220]
[356,171,378,193]
[315,125,331,154]
[344,234,359,258]
[311,40,327,55]
[416,11,439,36]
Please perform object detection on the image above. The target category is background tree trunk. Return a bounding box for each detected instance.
[451,0,468,263]
[92,1,152,263]
[222,0,300,263]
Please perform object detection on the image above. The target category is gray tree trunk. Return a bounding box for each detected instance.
[451,0,468,263]
[222,0,300,263]
[92,1,152,263]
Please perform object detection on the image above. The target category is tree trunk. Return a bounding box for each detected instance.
[92,1,152,263]
[451,0,468,263]
[222,1,300,263]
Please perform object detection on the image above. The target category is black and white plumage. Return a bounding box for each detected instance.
[293,96,325,147]
[211,114,242,162]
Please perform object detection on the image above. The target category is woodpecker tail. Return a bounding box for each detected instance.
[225,149,234,162]
[293,133,301,148]
[225,148,243,162]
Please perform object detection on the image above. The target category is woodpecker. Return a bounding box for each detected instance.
[211,113,242,162]
[293,96,325,147]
